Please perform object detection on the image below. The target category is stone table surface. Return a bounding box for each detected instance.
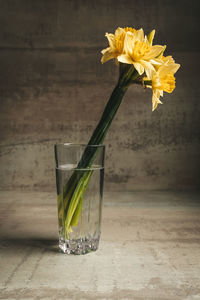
[0,191,200,300]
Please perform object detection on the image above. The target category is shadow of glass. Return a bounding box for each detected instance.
[0,237,59,253]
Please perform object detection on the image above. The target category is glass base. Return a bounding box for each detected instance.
[59,237,100,255]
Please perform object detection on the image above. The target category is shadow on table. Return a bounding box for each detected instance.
[0,237,59,253]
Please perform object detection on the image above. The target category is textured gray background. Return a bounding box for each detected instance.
[0,0,200,192]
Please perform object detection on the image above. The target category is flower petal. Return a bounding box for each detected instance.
[156,45,166,59]
[117,54,133,65]
[159,63,180,75]
[143,45,165,60]
[105,33,115,49]
[136,28,144,41]
[133,62,144,75]
[152,73,161,88]
[115,27,125,36]
[123,32,135,55]
[140,60,155,79]
[101,47,110,55]
[167,63,180,74]
[101,49,116,64]
[163,55,175,65]
[150,58,163,65]
[147,29,155,46]
[152,90,163,111]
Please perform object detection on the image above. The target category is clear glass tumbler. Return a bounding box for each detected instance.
[54,143,105,254]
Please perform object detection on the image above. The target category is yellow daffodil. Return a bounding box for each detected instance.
[145,62,180,111]
[101,27,164,79]
[117,29,164,78]
[101,27,136,64]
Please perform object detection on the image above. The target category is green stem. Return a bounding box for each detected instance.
[62,65,139,236]
[143,80,152,86]
[77,66,139,168]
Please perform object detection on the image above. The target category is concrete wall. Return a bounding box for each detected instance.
[0,0,200,191]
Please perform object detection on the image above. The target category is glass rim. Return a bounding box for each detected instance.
[54,143,105,148]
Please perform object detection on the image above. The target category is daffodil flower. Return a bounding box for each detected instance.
[101,27,136,64]
[101,27,166,80]
[144,62,180,111]
[117,29,164,79]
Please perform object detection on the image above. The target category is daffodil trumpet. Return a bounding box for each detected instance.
[58,27,180,238]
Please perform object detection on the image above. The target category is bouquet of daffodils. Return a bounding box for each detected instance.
[58,27,180,237]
